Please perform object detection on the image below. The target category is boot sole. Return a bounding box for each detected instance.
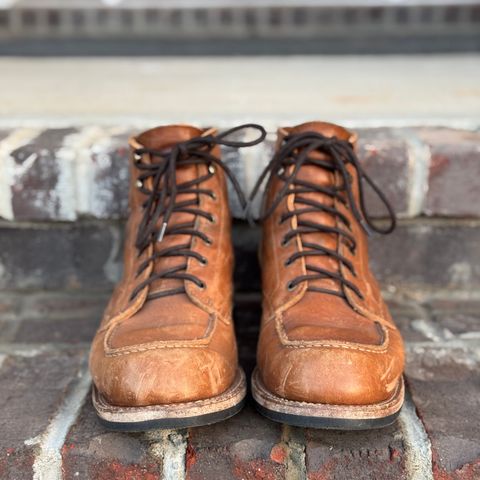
[251,368,404,430]
[92,368,246,431]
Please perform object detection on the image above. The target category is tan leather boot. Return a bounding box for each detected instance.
[90,123,265,430]
[251,121,405,429]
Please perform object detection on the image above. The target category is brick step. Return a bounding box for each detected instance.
[1,121,479,478]
[1,125,479,221]
[0,291,479,479]
[1,219,479,295]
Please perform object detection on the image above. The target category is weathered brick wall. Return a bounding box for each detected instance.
[0,124,479,480]
[1,125,479,294]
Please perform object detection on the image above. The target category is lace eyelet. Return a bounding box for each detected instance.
[287,281,295,291]
[208,214,216,224]
[204,237,213,246]
[210,192,217,201]
[198,281,206,290]
[284,258,292,266]
[281,237,289,247]
[199,257,208,266]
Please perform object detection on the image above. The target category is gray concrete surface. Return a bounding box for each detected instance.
[0,54,478,128]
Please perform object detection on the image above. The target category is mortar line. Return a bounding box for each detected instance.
[399,128,432,217]
[282,424,307,480]
[146,429,188,480]
[32,355,91,480]
[397,393,433,480]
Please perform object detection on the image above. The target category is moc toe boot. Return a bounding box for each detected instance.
[251,121,405,430]
[90,123,265,430]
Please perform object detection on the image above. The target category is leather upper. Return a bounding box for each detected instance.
[257,121,405,406]
[89,125,238,406]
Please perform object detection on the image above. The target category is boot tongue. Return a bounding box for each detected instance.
[136,124,204,151]
[281,121,354,143]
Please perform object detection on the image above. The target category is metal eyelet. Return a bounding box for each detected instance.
[277,167,285,176]
[208,164,216,174]
[136,179,143,188]
[133,153,142,162]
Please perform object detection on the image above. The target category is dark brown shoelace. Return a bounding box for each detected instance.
[130,124,266,302]
[248,131,396,300]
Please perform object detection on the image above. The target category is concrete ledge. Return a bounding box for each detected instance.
[0,56,479,124]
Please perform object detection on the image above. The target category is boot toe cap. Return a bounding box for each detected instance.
[90,333,236,407]
[258,329,404,406]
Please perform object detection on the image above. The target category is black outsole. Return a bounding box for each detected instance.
[253,400,402,430]
[97,398,246,432]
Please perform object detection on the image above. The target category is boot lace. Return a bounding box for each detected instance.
[248,131,396,300]
[130,124,266,301]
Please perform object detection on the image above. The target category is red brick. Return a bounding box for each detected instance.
[406,345,480,478]
[356,128,410,217]
[0,222,122,291]
[0,447,34,480]
[62,401,162,480]
[9,129,78,221]
[369,221,480,291]
[418,128,480,217]
[433,458,480,480]
[427,299,480,336]
[73,459,161,480]
[187,406,285,480]
[0,349,87,479]
[4,316,98,344]
[305,422,407,479]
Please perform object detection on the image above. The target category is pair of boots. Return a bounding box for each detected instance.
[89,121,405,431]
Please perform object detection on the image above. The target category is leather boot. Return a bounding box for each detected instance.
[251,121,405,429]
[90,123,266,430]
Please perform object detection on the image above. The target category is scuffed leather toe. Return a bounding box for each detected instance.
[90,330,236,407]
[257,320,404,406]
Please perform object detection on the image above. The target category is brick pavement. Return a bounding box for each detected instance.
[0,289,479,479]
[0,124,479,479]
